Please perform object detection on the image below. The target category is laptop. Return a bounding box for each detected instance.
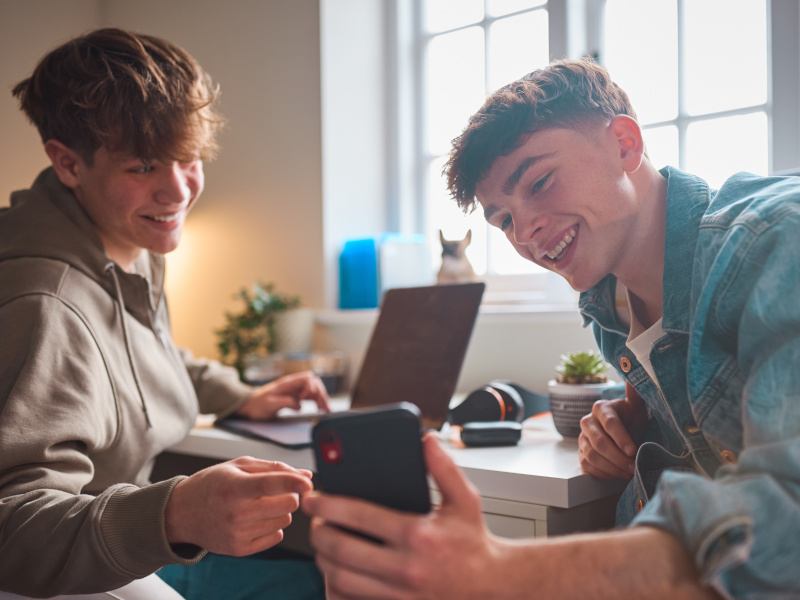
[216,282,485,448]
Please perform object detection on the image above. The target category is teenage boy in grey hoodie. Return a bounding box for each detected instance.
[0,28,328,599]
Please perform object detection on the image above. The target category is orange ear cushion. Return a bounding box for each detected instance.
[488,381,525,422]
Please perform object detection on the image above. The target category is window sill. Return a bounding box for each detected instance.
[314,302,581,327]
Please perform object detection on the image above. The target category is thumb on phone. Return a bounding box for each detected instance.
[423,433,482,517]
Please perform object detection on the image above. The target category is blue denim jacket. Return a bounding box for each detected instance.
[579,167,800,598]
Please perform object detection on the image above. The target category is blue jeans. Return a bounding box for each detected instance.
[158,553,324,600]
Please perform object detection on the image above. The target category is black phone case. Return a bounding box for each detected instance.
[312,402,431,514]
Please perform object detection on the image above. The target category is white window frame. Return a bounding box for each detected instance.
[595,0,797,175]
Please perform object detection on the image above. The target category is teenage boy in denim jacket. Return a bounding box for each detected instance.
[303,58,800,598]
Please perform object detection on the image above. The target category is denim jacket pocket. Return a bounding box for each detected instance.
[635,441,697,499]
[691,357,744,459]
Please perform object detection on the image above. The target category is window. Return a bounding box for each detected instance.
[416,1,553,305]
[603,0,769,187]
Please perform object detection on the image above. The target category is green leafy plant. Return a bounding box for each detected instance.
[556,350,609,384]
[215,282,301,378]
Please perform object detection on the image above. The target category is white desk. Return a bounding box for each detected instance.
[170,414,624,539]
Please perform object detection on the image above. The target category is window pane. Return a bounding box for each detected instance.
[424,0,483,33]
[643,125,679,169]
[425,28,486,155]
[685,0,767,115]
[604,0,677,124]
[685,112,768,188]
[487,0,546,18]
[488,10,549,90]
[425,157,488,274]
[488,226,542,275]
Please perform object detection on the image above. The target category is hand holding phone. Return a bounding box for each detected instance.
[311,402,431,515]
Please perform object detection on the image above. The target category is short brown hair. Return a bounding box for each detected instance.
[12,28,223,164]
[445,58,637,211]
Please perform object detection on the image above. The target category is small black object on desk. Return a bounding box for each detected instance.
[460,421,522,447]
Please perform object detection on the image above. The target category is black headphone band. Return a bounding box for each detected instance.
[482,385,507,421]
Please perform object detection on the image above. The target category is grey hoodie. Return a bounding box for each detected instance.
[0,168,253,596]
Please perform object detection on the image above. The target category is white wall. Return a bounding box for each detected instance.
[316,309,597,394]
[320,0,390,308]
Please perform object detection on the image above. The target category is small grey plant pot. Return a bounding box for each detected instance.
[547,380,617,438]
[274,308,315,354]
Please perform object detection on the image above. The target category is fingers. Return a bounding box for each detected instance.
[290,370,330,411]
[578,432,631,479]
[235,493,301,522]
[228,457,313,497]
[581,414,633,470]
[242,471,313,497]
[423,434,480,514]
[242,530,285,555]
[303,492,416,547]
[167,459,311,554]
[249,371,331,416]
[310,518,408,584]
[225,524,288,557]
[268,394,303,411]
[316,551,403,600]
[272,370,314,389]
[236,388,298,419]
[273,370,326,397]
[233,456,304,475]
[234,512,293,538]
[234,458,313,488]
[307,376,331,412]
[593,400,637,458]
[578,405,635,480]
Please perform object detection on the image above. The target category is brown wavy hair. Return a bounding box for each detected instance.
[12,28,223,164]
[445,58,637,212]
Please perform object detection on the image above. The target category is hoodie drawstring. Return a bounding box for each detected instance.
[105,263,153,429]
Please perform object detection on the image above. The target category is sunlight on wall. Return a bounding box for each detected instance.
[164,203,319,361]
[164,211,242,360]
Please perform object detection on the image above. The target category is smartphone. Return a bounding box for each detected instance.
[311,402,431,515]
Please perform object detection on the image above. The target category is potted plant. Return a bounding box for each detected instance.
[215,281,308,382]
[548,351,617,438]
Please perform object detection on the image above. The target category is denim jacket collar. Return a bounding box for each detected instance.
[580,167,711,335]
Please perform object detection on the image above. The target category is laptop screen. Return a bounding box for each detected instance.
[351,282,485,429]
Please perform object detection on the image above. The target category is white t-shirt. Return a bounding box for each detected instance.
[616,283,666,390]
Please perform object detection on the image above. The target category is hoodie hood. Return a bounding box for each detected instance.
[0,167,165,322]
[2,168,109,280]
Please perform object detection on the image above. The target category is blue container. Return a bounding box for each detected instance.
[338,238,379,309]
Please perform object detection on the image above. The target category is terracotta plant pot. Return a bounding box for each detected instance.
[547,380,617,438]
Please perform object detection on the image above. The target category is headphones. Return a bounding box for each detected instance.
[449,380,548,425]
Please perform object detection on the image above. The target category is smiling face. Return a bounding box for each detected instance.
[48,143,204,270]
[475,118,643,292]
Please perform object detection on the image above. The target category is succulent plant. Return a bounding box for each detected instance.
[556,350,609,384]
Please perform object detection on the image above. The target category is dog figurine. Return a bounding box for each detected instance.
[437,229,477,284]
